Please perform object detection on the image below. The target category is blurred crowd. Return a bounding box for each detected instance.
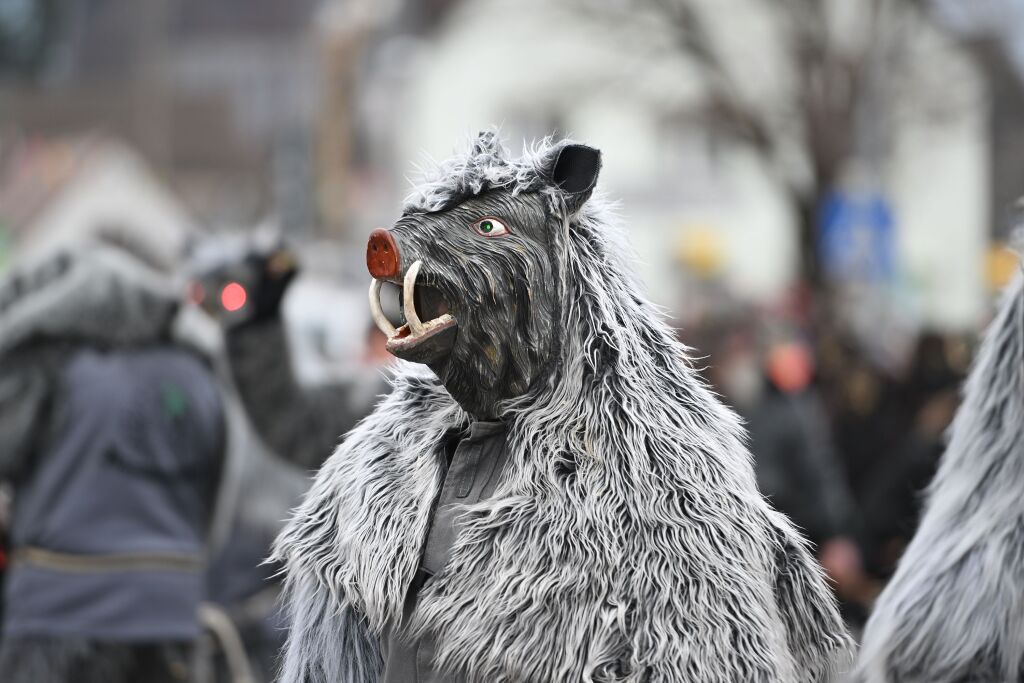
[688,295,975,631]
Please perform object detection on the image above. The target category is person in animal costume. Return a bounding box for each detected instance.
[0,238,226,682]
[273,132,853,682]
[189,235,389,471]
[855,267,1024,683]
[0,235,309,683]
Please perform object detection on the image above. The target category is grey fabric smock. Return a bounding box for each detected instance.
[3,347,224,641]
[382,420,510,683]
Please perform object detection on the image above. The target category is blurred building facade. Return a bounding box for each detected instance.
[1,0,320,231]
[0,136,192,265]
[1,0,1022,339]
[353,0,992,337]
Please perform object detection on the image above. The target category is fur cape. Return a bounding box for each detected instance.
[855,271,1024,683]
[273,136,853,682]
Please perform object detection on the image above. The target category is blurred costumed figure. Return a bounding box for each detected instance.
[0,238,225,683]
[188,236,390,680]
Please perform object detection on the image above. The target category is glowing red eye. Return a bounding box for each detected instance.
[221,282,247,312]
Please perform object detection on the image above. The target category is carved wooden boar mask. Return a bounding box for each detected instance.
[367,132,602,418]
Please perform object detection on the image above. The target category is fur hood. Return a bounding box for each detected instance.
[273,135,853,682]
[855,270,1024,683]
[0,241,179,357]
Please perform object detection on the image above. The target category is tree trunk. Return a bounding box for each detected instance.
[795,192,822,290]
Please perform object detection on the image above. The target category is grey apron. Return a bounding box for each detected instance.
[382,421,510,683]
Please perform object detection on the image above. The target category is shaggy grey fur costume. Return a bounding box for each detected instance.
[855,270,1024,683]
[273,133,853,682]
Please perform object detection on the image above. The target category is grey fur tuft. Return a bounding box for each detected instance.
[856,270,1024,683]
[404,130,562,214]
[274,134,853,682]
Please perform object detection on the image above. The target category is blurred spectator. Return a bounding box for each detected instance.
[697,303,979,623]
[858,332,968,578]
[0,239,223,682]
[709,321,865,605]
[750,343,859,550]
[816,331,910,504]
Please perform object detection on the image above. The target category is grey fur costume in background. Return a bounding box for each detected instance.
[225,319,387,470]
[0,243,182,484]
[273,134,853,682]
[0,243,178,356]
[855,270,1024,683]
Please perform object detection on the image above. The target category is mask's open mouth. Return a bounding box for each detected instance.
[369,260,458,364]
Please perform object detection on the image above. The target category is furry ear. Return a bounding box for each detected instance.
[551,144,601,194]
[544,143,601,214]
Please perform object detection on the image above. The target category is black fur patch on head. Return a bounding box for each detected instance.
[391,190,558,418]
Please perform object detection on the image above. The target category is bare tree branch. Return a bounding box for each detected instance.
[571,0,964,284]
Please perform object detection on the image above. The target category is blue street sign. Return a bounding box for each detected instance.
[818,190,895,281]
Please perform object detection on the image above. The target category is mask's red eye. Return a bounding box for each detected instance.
[221,282,247,312]
[473,217,509,237]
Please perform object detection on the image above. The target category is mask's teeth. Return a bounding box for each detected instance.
[403,260,424,334]
[368,278,397,338]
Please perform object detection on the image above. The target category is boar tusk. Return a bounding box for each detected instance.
[368,278,396,337]
[403,260,424,334]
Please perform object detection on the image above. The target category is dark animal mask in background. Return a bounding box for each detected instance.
[367,132,602,419]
